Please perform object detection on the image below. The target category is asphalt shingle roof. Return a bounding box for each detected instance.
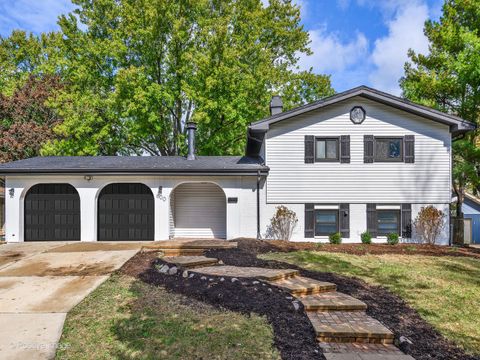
[0,156,268,174]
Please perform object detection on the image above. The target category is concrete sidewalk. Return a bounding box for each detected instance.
[0,242,142,360]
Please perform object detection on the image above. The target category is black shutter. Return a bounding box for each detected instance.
[339,204,350,238]
[404,135,415,163]
[305,135,315,163]
[401,203,412,238]
[340,135,350,163]
[364,135,374,163]
[367,203,377,237]
[305,204,315,238]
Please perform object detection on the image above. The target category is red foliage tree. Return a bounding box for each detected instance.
[0,75,62,162]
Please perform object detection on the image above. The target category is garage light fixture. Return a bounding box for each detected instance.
[84,175,93,181]
[8,188,14,198]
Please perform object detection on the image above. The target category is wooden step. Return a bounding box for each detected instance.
[193,265,299,281]
[308,311,394,344]
[163,256,219,269]
[268,276,336,296]
[299,292,367,312]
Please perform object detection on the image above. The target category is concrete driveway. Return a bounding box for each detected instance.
[0,242,144,360]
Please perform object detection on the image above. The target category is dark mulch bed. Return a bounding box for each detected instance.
[233,237,480,259]
[121,239,480,360]
[207,239,480,360]
[122,251,322,360]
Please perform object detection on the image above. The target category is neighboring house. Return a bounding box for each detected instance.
[462,193,480,245]
[0,86,475,244]
[0,186,4,239]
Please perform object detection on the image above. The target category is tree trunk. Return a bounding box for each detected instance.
[453,185,465,245]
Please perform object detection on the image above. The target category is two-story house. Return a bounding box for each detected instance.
[0,86,474,244]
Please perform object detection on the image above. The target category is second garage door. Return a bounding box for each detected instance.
[172,183,226,239]
[98,183,154,241]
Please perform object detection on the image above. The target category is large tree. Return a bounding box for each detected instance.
[0,75,63,162]
[37,0,333,156]
[400,0,480,240]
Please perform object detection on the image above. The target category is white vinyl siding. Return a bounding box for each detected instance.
[172,183,226,238]
[265,97,451,204]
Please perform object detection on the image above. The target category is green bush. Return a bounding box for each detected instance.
[329,232,342,244]
[361,231,372,244]
[387,233,399,245]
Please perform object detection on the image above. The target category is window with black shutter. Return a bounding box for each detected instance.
[339,204,350,238]
[305,204,315,238]
[377,210,401,236]
[375,137,403,162]
[364,135,374,163]
[340,135,350,163]
[315,138,339,162]
[314,209,339,236]
[404,135,415,163]
[401,204,412,237]
[305,136,315,163]
[366,203,377,237]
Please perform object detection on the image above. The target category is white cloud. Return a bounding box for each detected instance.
[0,0,74,35]
[299,28,369,73]
[337,0,351,10]
[369,1,430,94]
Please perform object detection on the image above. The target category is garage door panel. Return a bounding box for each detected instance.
[173,183,226,239]
[24,184,81,241]
[98,183,154,241]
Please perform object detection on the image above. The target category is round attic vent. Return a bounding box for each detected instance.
[350,106,366,124]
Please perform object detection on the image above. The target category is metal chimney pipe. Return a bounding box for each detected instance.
[186,121,197,160]
[270,95,283,116]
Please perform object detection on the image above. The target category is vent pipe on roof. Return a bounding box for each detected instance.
[270,95,283,116]
[186,122,197,160]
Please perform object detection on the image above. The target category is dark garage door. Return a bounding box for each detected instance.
[24,184,80,241]
[98,183,154,241]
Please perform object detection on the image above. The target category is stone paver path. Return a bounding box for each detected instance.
[192,265,299,281]
[164,255,415,360]
[308,311,394,343]
[300,292,367,312]
[268,276,337,295]
[162,255,219,269]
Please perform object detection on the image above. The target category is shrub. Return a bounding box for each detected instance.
[387,233,399,245]
[413,205,446,245]
[329,232,342,244]
[361,231,372,244]
[267,205,298,241]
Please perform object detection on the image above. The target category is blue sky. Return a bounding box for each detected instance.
[0,0,444,95]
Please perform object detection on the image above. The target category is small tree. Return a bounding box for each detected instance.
[268,206,298,241]
[413,206,446,245]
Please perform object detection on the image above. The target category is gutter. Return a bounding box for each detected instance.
[0,170,270,177]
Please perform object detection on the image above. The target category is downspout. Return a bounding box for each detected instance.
[257,170,261,239]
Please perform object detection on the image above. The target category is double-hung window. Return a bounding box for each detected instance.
[375,137,403,162]
[377,210,400,236]
[314,209,339,236]
[315,138,339,162]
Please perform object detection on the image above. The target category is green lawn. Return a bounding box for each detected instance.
[56,274,280,360]
[261,251,480,354]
